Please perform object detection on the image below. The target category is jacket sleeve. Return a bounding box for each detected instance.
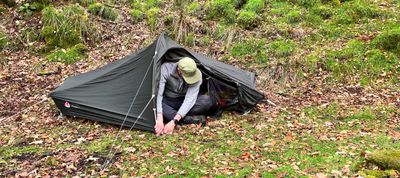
[156,64,169,114]
[177,76,202,118]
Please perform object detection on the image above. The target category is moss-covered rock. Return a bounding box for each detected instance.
[358,169,398,178]
[367,150,400,171]
[88,3,119,21]
[372,28,400,54]
[46,43,87,64]
[40,4,96,49]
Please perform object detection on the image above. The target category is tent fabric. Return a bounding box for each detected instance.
[50,33,264,132]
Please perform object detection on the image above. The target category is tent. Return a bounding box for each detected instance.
[50,33,264,132]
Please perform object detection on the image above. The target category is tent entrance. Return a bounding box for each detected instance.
[159,48,242,117]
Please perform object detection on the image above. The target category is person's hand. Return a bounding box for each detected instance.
[155,113,164,136]
[163,120,176,135]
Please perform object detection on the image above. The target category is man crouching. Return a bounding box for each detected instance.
[155,57,213,135]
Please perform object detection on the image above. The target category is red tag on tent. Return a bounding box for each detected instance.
[64,101,70,108]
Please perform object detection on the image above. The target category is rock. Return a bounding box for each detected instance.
[366,150,400,171]
[358,169,398,178]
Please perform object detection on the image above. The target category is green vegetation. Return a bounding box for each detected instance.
[88,3,119,21]
[76,0,96,7]
[231,38,268,65]
[322,38,399,85]
[205,0,236,23]
[130,9,144,23]
[2,0,400,176]
[184,32,195,46]
[0,145,42,159]
[243,0,264,12]
[334,0,381,24]
[46,43,87,64]
[367,150,400,170]
[0,30,8,50]
[372,27,400,54]
[19,2,43,15]
[237,10,258,29]
[40,4,96,49]
[185,1,201,16]
[359,169,398,178]
[287,9,302,24]
[145,7,160,32]
[268,39,296,58]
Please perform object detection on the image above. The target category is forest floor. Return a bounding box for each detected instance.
[1,0,400,177]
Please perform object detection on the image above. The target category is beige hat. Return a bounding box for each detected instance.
[178,57,201,84]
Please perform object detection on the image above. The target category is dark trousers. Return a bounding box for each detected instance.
[162,95,213,122]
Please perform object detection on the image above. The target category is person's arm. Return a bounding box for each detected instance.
[176,78,202,118]
[156,64,170,115]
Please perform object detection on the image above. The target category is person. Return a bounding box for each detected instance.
[155,57,213,135]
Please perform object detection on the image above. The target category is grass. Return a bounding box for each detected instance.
[230,38,268,66]
[268,39,297,58]
[88,3,119,21]
[46,43,87,64]
[2,0,400,176]
[0,30,8,50]
[40,4,97,49]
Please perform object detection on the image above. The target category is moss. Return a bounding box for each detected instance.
[205,0,236,23]
[292,0,320,8]
[372,28,400,54]
[244,0,265,13]
[237,10,258,29]
[184,32,195,47]
[365,49,398,77]
[143,0,163,9]
[231,38,268,65]
[0,145,42,159]
[130,9,144,23]
[359,169,398,178]
[76,0,96,7]
[163,14,173,26]
[321,0,340,6]
[367,150,400,171]
[344,108,376,121]
[198,35,211,46]
[0,30,8,50]
[46,43,87,64]
[334,0,381,24]
[185,1,201,16]
[268,39,296,58]
[287,10,302,23]
[88,3,119,21]
[40,4,95,49]
[312,5,334,19]
[145,7,160,31]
